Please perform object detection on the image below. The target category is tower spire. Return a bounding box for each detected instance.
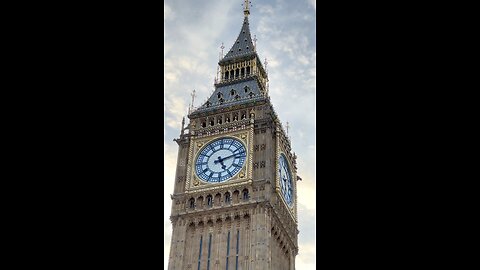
[243,0,251,17]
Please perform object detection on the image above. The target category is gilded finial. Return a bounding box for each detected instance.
[243,0,251,17]
[190,89,196,113]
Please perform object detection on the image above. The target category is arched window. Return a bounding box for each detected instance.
[189,198,195,209]
[231,89,236,96]
[233,190,239,203]
[242,189,249,200]
[215,193,221,205]
[246,66,251,75]
[217,92,222,99]
[206,195,213,207]
[224,71,229,80]
[235,69,239,78]
[241,67,245,77]
[244,86,249,93]
[225,192,231,204]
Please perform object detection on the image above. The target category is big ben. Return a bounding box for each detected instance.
[167,1,300,269]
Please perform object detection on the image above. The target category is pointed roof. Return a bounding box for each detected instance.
[219,16,256,64]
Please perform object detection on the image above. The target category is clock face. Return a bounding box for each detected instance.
[279,153,293,206]
[195,138,247,183]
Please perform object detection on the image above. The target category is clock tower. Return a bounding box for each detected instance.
[168,2,300,269]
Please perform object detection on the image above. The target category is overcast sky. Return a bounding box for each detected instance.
[164,0,316,269]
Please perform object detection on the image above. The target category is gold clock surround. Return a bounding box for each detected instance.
[185,128,254,193]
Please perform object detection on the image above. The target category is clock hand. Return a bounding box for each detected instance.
[214,152,245,164]
[214,156,227,169]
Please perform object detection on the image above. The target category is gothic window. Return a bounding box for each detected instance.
[235,69,239,78]
[241,68,245,77]
[217,92,223,99]
[233,190,239,203]
[207,195,213,207]
[202,121,206,128]
[210,120,214,126]
[246,66,250,75]
[226,116,230,123]
[242,189,249,200]
[230,70,234,78]
[189,198,195,209]
[217,118,222,124]
[244,86,249,93]
[225,192,231,204]
[215,193,221,205]
[233,113,238,121]
[241,112,246,119]
[231,89,236,96]
[224,71,229,80]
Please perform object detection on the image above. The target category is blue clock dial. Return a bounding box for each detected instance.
[279,153,293,206]
[195,138,247,183]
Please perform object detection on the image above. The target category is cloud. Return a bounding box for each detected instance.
[308,0,316,11]
[296,242,316,269]
[164,3,175,21]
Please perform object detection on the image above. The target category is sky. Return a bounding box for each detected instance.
[164,0,316,269]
